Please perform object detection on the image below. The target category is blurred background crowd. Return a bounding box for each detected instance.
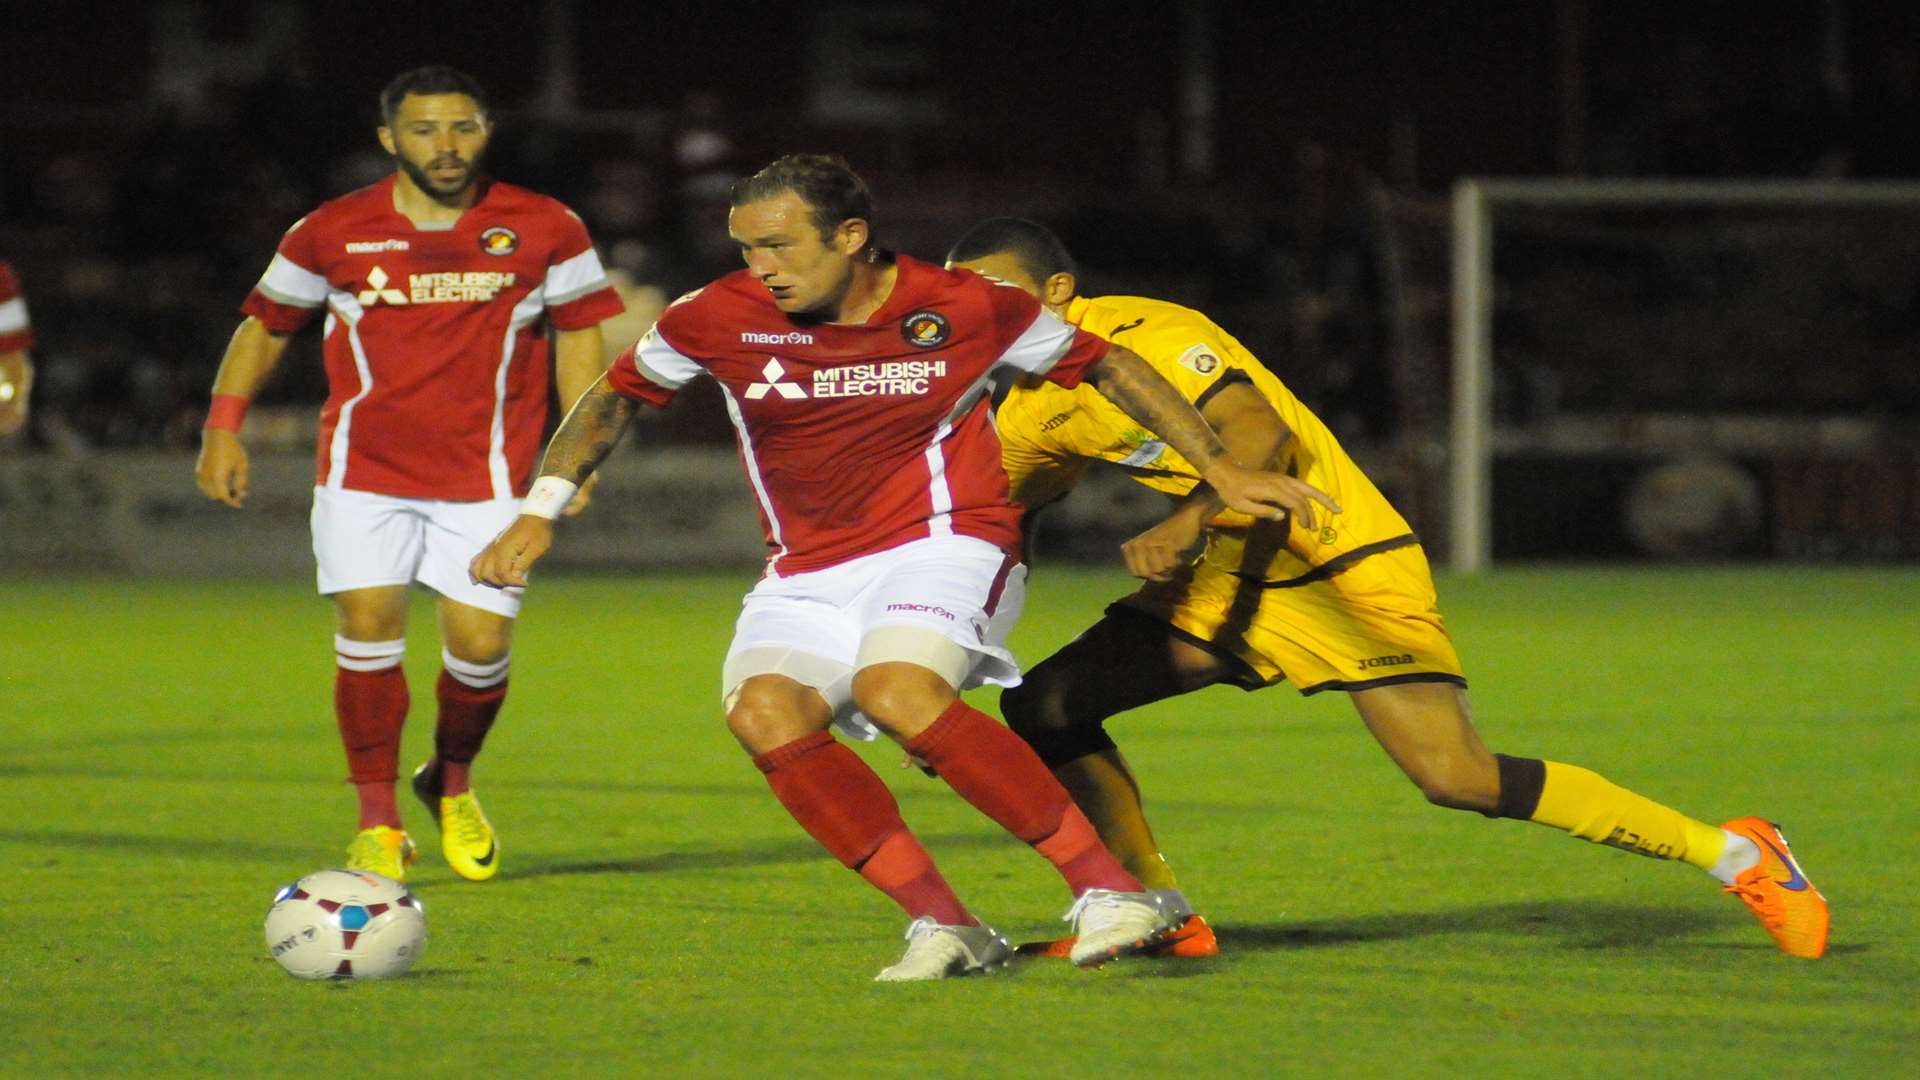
[1,1,1916,459]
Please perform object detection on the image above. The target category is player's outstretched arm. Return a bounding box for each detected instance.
[1085,344,1340,527]
[469,374,637,589]
[194,317,292,508]
[1121,380,1294,581]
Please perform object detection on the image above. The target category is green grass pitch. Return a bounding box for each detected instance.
[5,565,1916,1077]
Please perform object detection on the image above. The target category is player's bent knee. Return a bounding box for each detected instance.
[725,677,830,753]
[848,664,953,737]
[1409,765,1500,814]
[445,634,511,667]
[998,681,1116,769]
[998,679,1055,739]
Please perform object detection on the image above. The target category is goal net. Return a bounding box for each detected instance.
[1400,180,1920,570]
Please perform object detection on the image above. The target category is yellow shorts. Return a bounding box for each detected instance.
[1112,540,1466,694]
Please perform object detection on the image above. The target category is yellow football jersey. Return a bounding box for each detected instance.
[997,293,1415,584]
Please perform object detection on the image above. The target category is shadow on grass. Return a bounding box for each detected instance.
[508,831,1010,880]
[1226,898,1736,952]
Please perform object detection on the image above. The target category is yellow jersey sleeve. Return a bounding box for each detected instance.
[997,292,1419,584]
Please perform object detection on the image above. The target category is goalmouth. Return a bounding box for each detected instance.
[1447,178,1920,573]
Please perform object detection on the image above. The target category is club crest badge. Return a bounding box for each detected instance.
[902,310,950,348]
[479,226,519,256]
[1178,343,1220,375]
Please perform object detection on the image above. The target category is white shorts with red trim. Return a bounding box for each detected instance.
[722,534,1026,739]
[310,486,522,618]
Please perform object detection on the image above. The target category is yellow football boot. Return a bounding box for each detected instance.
[412,759,500,881]
[343,826,417,882]
[435,792,500,881]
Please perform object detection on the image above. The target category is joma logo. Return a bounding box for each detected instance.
[1358,654,1414,670]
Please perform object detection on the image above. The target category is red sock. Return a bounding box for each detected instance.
[905,700,1142,896]
[754,731,974,926]
[434,669,507,797]
[336,665,408,829]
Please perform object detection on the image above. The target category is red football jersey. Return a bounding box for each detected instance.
[242,176,625,500]
[607,255,1109,574]
[0,261,30,354]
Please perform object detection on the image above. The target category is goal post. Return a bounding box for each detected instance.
[1446,178,1920,574]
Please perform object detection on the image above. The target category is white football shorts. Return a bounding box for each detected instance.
[310,486,522,618]
[721,534,1027,740]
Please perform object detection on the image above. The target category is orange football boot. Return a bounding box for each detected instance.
[1146,914,1220,958]
[1719,817,1829,959]
[1016,914,1219,960]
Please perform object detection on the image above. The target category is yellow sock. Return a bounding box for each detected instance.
[1531,760,1726,870]
[1054,748,1180,890]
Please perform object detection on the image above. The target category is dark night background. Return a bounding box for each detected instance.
[3,1,1917,558]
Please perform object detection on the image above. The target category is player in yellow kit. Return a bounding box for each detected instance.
[946,218,1830,960]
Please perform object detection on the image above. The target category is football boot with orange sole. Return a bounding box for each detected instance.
[1720,816,1829,958]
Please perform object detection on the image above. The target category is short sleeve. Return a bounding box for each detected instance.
[606,299,708,406]
[983,281,1107,388]
[1137,320,1249,406]
[543,208,626,330]
[605,335,678,407]
[241,216,328,333]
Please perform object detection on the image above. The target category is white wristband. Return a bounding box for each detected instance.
[520,475,579,520]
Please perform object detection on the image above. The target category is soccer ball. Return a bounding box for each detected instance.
[264,869,427,980]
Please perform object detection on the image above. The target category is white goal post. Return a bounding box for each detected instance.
[1447,178,1920,574]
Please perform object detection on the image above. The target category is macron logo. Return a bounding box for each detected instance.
[745,357,806,400]
[886,602,957,620]
[741,331,815,346]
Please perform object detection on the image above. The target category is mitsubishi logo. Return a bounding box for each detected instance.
[357,266,409,306]
[745,357,806,400]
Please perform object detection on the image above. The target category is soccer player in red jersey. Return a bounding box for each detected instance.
[0,260,33,437]
[471,154,1339,978]
[195,67,626,883]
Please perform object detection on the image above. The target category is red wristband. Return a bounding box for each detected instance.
[205,393,248,432]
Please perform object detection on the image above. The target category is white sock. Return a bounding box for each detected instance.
[1707,831,1761,884]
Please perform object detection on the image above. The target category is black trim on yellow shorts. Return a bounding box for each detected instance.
[1102,602,1273,691]
[1234,533,1420,589]
[1298,671,1468,696]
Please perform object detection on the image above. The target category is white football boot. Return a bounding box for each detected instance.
[874,917,1013,981]
[1063,888,1181,967]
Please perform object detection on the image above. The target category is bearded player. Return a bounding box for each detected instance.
[946,216,1829,961]
[195,66,625,882]
[471,155,1339,979]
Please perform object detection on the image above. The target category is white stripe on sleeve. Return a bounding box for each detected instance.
[256,254,330,308]
[543,247,612,307]
[633,325,704,389]
[993,306,1079,376]
[0,295,27,335]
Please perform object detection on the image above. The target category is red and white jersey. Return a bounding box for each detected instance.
[0,261,30,353]
[607,255,1110,575]
[242,176,625,501]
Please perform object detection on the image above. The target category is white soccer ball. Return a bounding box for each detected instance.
[264,869,427,980]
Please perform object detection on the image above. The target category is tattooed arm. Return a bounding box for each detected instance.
[469,374,637,588]
[542,373,639,485]
[1084,343,1339,526]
